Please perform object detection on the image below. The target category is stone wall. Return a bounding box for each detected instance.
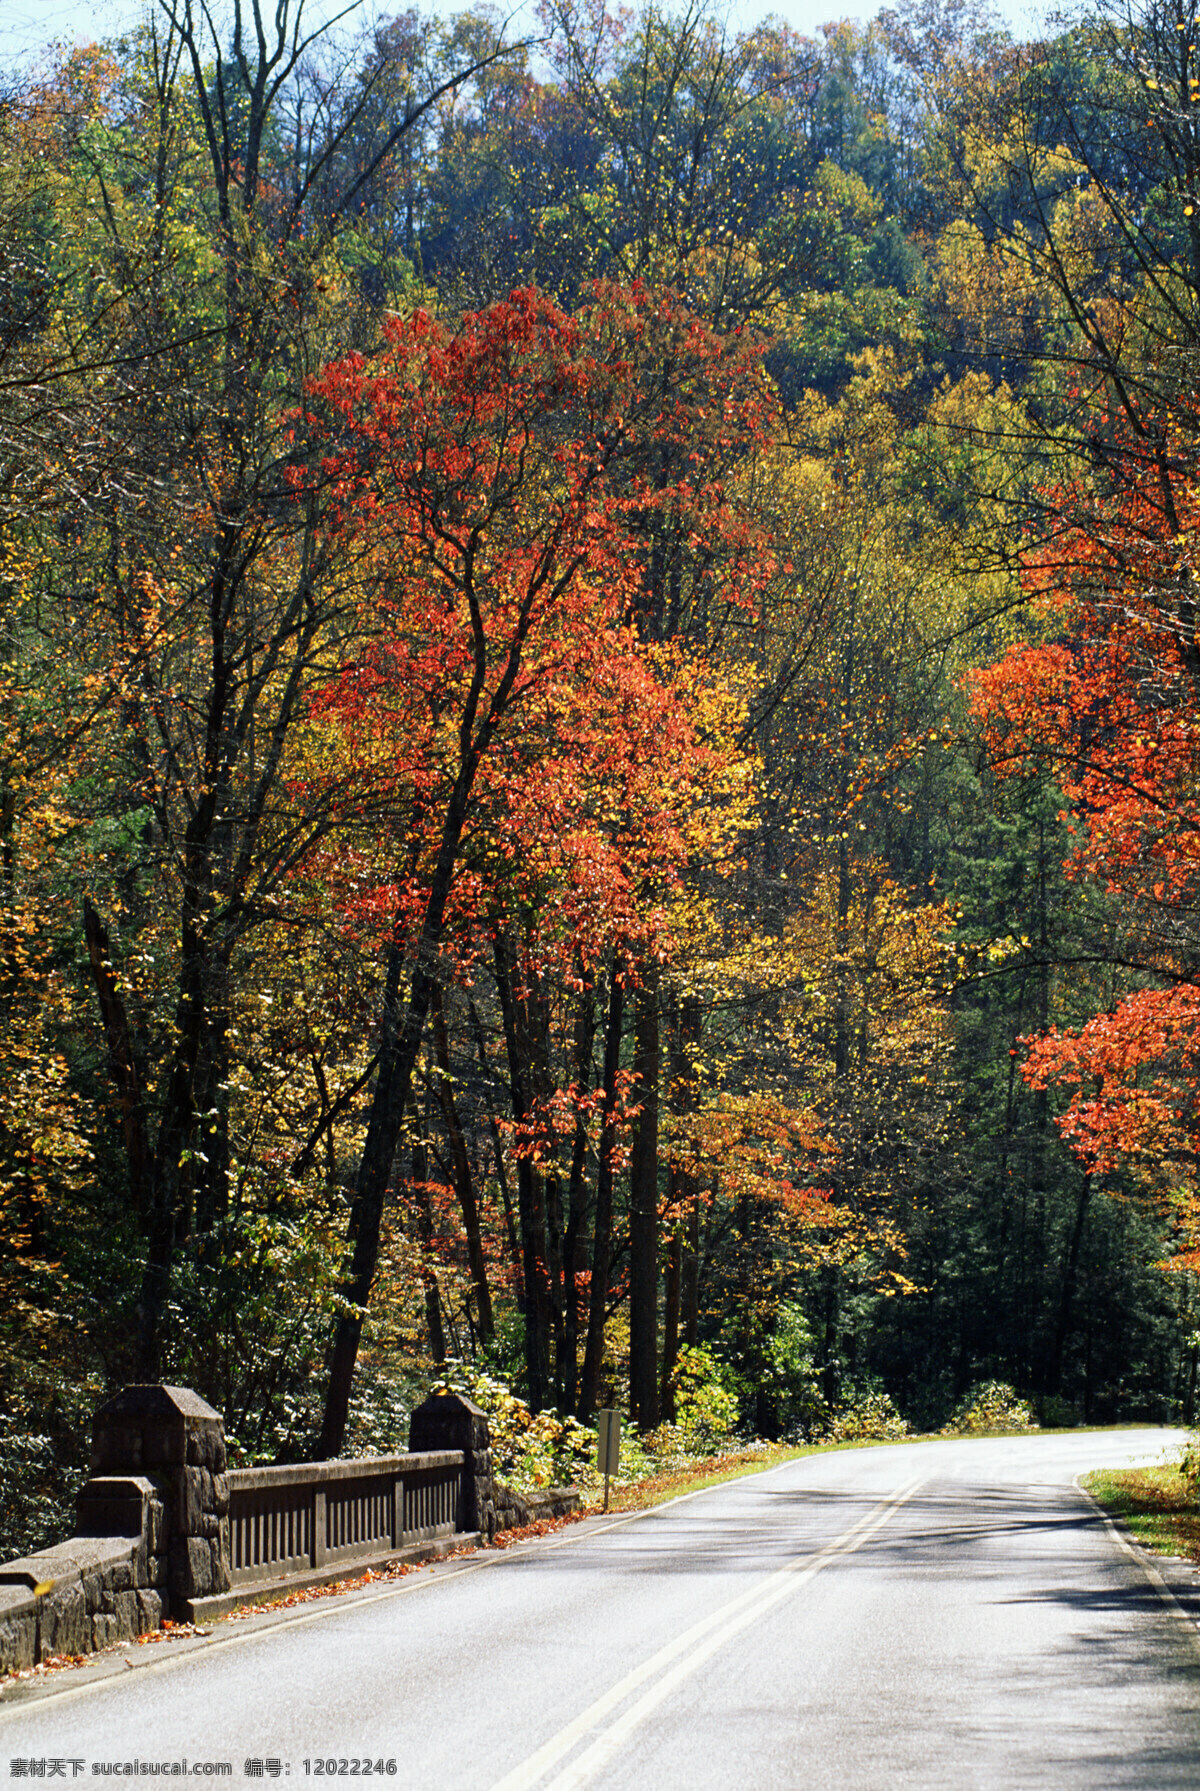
[406,1390,580,1537]
[493,1483,582,1532]
[0,1383,580,1679]
[409,1393,497,1539]
[0,1385,229,1676]
[88,1384,230,1612]
[0,1475,166,1674]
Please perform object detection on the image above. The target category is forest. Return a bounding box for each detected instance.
[4,0,1200,1552]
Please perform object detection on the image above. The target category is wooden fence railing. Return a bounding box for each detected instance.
[226,1451,463,1593]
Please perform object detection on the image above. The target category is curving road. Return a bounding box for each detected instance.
[2,1430,1198,1789]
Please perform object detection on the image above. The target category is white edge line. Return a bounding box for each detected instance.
[1075,1474,1200,1655]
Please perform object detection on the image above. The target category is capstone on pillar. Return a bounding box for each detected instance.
[90,1384,230,1615]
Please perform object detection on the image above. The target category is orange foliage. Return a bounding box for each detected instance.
[969,407,1200,1247]
[292,283,772,982]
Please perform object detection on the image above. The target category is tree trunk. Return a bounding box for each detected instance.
[84,900,151,1223]
[1049,1175,1092,1397]
[581,969,625,1419]
[628,965,660,1430]
[411,1107,447,1364]
[135,880,209,1379]
[468,998,522,1282]
[561,973,597,1411]
[821,1261,840,1409]
[319,748,482,1458]
[429,987,494,1344]
[660,1228,682,1420]
[682,1183,701,1348]
[660,996,697,1418]
[493,932,551,1411]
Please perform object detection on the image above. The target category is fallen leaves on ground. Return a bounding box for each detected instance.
[1083,1466,1200,1562]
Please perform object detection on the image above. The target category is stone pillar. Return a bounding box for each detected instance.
[408,1392,495,1540]
[90,1385,230,1617]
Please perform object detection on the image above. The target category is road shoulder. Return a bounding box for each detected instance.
[1076,1473,1200,1652]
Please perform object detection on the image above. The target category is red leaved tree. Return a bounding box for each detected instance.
[968,404,1200,1256]
[299,284,768,1449]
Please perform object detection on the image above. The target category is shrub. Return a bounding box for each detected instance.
[828,1392,910,1441]
[429,1359,753,1495]
[1177,1433,1200,1493]
[433,1362,598,1491]
[757,1302,828,1438]
[944,1381,1036,1435]
[0,1418,65,1562]
[0,1376,97,1562]
[1037,1395,1082,1430]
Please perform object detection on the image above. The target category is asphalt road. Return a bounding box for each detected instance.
[2,1429,1198,1790]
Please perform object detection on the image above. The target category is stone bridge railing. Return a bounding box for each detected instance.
[0,1384,578,1676]
[209,1450,464,1621]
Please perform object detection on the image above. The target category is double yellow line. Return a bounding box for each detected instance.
[491,1475,926,1791]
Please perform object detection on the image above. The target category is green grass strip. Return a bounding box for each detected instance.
[1082,1464,1200,1562]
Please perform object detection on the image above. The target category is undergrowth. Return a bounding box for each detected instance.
[1082,1464,1200,1562]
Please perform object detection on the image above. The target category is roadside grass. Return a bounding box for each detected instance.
[1082,1464,1200,1562]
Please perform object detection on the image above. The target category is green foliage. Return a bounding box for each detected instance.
[944,1382,1036,1436]
[754,1303,827,1437]
[1038,1395,1083,1429]
[0,1417,62,1564]
[620,1424,763,1481]
[159,1208,349,1465]
[432,1361,757,1493]
[670,1345,742,1448]
[828,1392,911,1442]
[434,1362,599,1491]
[341,1363,428,1462]
[0,1368,100,1561]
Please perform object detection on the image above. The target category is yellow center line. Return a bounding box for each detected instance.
[490,1475,926,1791]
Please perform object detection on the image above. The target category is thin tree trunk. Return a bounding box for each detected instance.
[84,900,151,1223]
[660,1227,682,1420]
[493,932,551,1410]
[581,969,625,1419]
[682,1182,701,1348]
[628,965,660,1430]
[821,1260,840,1409]
[1050,1175,1092,1396]
[660,996,697,1417]
[411,1106,447,1364]
[468,998,522,1281]
[429,986,494,1344]
[320,746,482,1458]
[136,880,209,1379]
[563,976,596,1413]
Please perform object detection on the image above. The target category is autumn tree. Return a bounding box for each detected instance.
[0,0,520,1406]
[298,282,770,1448]
[969,402,1200,1248]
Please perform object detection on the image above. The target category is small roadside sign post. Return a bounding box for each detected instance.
[597,1408,620,1512]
